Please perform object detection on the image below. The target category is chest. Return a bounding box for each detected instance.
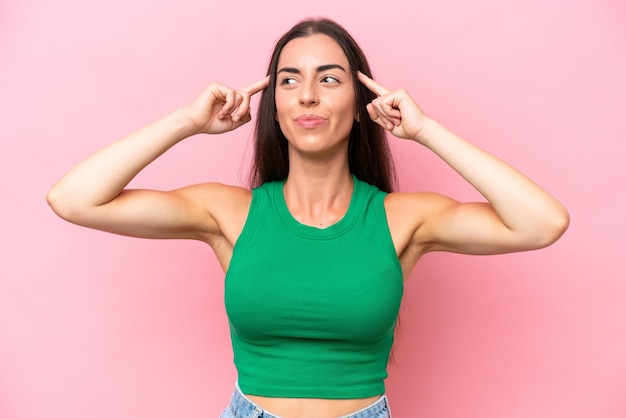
[225,230,403,344]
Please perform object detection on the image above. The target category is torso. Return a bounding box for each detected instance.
[202,183,428,416]
[246,394,381,418]
[206,185,425,279]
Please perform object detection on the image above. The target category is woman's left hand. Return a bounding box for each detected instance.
[358,71,431,143]
[358,72,569,256]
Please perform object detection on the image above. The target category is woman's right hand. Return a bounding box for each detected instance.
[183,77,270,135]
[47,76,269,240]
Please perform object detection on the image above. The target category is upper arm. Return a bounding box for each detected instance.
[50,183,250,243]
[415,196,523,255]
[390,192,542,257]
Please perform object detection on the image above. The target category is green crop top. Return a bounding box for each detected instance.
[224,176,403,399]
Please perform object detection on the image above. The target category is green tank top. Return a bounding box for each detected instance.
[224,176,403,399]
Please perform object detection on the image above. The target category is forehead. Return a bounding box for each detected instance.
[277,34,350,69]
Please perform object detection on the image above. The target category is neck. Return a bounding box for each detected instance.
[283,160,354,229]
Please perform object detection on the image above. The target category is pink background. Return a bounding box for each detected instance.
[2,0,625,417]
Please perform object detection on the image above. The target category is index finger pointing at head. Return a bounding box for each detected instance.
[357,71,390,97]
[241,76,270,95]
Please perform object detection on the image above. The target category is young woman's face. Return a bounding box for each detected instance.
[274,34,357,157]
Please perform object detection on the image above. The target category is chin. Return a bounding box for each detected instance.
[287,137,348,158]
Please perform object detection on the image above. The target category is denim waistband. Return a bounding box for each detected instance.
[220,384,391,418]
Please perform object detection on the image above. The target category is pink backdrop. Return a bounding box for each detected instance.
[2,0,625,417]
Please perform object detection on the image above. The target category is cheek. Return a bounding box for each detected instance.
[273,93,292,138]
[331,97,357,138]
[332,95,357,121]
[274,92,290,120]
[328,88,356,115]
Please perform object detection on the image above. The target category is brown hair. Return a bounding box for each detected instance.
[249,18,397,192]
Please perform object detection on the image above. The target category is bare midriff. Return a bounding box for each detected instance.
[246,394,381,418]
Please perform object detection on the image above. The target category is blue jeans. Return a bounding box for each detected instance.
[220,384,391,417]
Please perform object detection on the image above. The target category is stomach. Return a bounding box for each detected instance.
[245,394,381,418]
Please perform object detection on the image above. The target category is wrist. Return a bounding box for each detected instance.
[413,117,438,146]
[171,107,203,138]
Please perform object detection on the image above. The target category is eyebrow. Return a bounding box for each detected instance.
[277,64,347,74]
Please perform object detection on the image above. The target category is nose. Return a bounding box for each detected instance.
[298,81,319,106]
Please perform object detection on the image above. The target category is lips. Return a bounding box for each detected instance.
[294,114,328,129]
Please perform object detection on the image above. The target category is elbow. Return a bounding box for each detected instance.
[556,207,571,237]
[510,204,570,252]
[46,185,68,219]
[534,206,570,249]
[46,185,82,222]
[46,184,59,210]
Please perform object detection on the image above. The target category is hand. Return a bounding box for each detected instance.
[183,76,269,135]
[358,71,431,143]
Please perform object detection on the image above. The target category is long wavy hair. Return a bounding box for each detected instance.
[249,18,397,192]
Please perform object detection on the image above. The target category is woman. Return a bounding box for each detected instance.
[47,18,569,418]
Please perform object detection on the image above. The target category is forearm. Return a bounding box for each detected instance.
[47,108,197,213]
[417,119,569,238]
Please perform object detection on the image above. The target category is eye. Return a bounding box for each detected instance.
[279,76,298,85]
[321,76,340,84]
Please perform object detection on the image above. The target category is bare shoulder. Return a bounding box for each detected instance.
[384,191,457,226]
[179,182,252,242]
[182,182,251,207]
[383,191,460,259]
